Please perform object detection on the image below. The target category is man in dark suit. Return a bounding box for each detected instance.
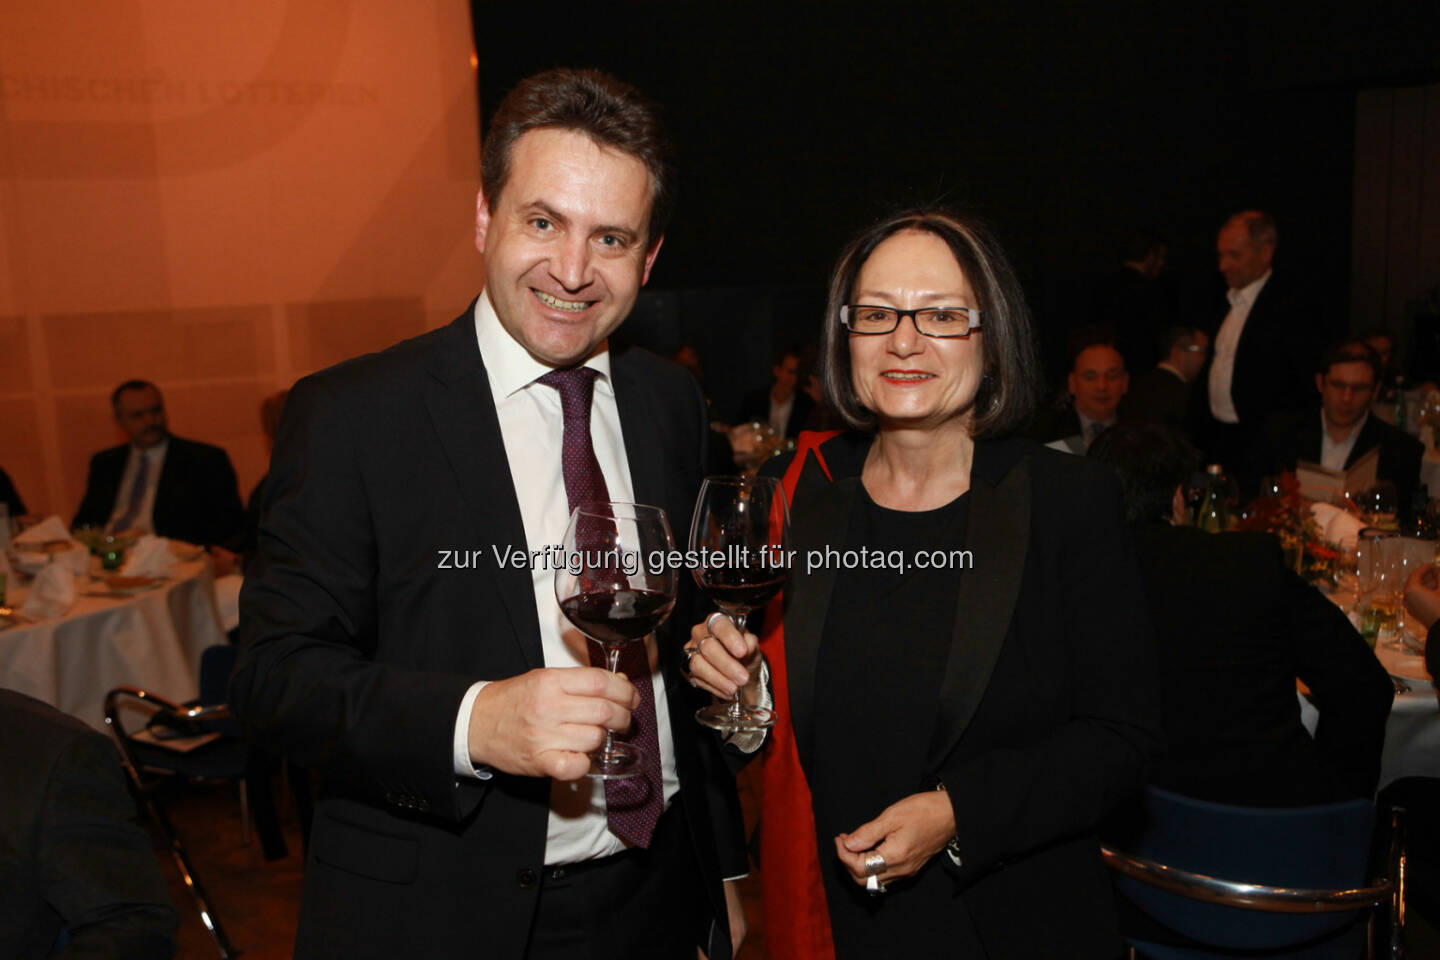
[1201,211,1320,491]
[1029,336,1128,454]
[1262,339,1424,517]
[1090,228,1174,377]
[72,381,245,548]
[0,688,178,959]
[231,69,745,960]
[1090,423,1393,806]
[1119,325,1208,433]
[735,344,813,439]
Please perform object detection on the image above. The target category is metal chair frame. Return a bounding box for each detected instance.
[1102,805,1406,959]
[105,685,238,960]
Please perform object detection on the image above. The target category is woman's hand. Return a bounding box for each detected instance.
[1404,564,1440,632]
[833,790,956,889]
[684,613,763,702]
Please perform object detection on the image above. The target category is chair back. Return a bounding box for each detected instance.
[1116,786,1374,953]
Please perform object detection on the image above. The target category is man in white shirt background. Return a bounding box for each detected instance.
[72,379,245,548]
[1201,210,1326,493]
[1262,339,1423,521]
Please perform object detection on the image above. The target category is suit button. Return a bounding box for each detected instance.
[517,868,538,889]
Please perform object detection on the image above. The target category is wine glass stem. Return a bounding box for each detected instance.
[726,612,748,720]
[602,643,623,760]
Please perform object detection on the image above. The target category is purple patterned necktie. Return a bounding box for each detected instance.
[114,450,150,531]
[537,367,663,848]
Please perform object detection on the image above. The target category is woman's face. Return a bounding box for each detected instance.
[848,229,985,430]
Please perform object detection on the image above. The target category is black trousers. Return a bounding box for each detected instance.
[524,796,708,960]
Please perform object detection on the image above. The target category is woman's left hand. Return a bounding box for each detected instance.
[833,790,956,889]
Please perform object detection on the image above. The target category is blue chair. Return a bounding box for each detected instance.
[1102,786,1403,959]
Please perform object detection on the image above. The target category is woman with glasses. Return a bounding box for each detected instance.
[683,208,1162,958]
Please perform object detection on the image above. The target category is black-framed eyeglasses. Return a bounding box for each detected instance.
[840,305,983,338]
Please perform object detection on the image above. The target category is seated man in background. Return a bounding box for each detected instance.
[1090,422,1393,805]
[735,343,813,440]
[1119,325,1208,433]
[1030,333,1128,454]
[72,380,245,548]
[1262,339,1423,515]
[0,688,178,959]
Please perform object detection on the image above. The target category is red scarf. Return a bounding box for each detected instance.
[758,430,840,959]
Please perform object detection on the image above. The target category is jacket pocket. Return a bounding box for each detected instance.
[311,805,420,884]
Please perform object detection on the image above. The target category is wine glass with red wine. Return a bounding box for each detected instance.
[555,501,677,779]
[689,475,790,732]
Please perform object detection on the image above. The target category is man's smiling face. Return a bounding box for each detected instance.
[475,127,661,367]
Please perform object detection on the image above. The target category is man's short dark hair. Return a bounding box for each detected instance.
[1066,326,1123,374]
[1120,229,1166,263]
[1088,422,1199,527]
[1231,210,1278,249]
[818,207,1040,437]
[111,379,160,412]
[1317,338,1381,382]
[481,68,676,247]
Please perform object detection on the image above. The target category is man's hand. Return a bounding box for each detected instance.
[834,791,956,889]
[208,545,239,578]
[698,879,748,960]
[467,667,639,781]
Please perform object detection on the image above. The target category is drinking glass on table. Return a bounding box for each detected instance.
[554,502,677,779]
[688,475,790,732]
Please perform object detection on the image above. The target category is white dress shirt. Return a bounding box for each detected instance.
[106,440,168,533]
[767,392,794,438]
[1208,271,1271,423]
[450,292,679,865]
[1320,410,1367,471]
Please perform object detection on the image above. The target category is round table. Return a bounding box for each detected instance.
[0,559,227,731]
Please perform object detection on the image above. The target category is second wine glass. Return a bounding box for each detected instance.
[689,475,790,732]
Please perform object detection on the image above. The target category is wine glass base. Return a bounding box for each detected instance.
[586,742,644,780]
[696,703,776,733]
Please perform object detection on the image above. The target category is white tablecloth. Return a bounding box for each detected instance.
[1305,584,1440,789]
[0,559,227,730]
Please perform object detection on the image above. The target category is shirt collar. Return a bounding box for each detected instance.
[1157,361,1185,381]
[473,291,613,402]
[1227,269,1271,308]
[1321,408,1367,446]
[131,438,168,460]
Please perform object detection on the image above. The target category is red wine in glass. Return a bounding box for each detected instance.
[689,475,790,732]
[555,502,677,779]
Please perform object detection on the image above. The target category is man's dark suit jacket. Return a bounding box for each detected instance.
[0,466,25,516]
[1262,409,1425,518]
[231,309,745,960]
[1132,526,1393,805]
[1120,366,1192,430]
[72,436,246,548]
[1202,273,1319,430]
[0,690,178,959]
[735,387,813,439]
[760,433,1162,958]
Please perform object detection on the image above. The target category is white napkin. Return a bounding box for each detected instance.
[1310,501,1365,547]
[21,563,77,620]
[121,534,176,578]
[13,515,74,545]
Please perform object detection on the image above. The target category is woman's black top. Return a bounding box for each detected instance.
[810,484,982,958]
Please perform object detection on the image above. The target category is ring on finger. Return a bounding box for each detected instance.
[866,874,887,895]
[864,852,886,876]
[706,611,726,634]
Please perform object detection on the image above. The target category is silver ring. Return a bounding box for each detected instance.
[681,636,706,675]
[866,874,886,895]
[864,852,886,876]
[706,611,726,633]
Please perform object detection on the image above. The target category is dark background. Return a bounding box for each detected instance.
[472,1,1439,414]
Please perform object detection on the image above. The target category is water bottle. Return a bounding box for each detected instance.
[1195,463,1229,533]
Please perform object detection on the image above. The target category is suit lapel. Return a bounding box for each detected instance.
[924,445,1031,771]
[610,350,666,512]
[423,313,542,669]
[1344,415,1383,469]
[787,472,860,774]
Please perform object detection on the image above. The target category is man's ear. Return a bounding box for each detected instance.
[640,233,664,286]
[1315,373,1325,395]
[475,188,491,254]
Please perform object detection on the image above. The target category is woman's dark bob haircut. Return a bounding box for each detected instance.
[819,208,1040,437]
